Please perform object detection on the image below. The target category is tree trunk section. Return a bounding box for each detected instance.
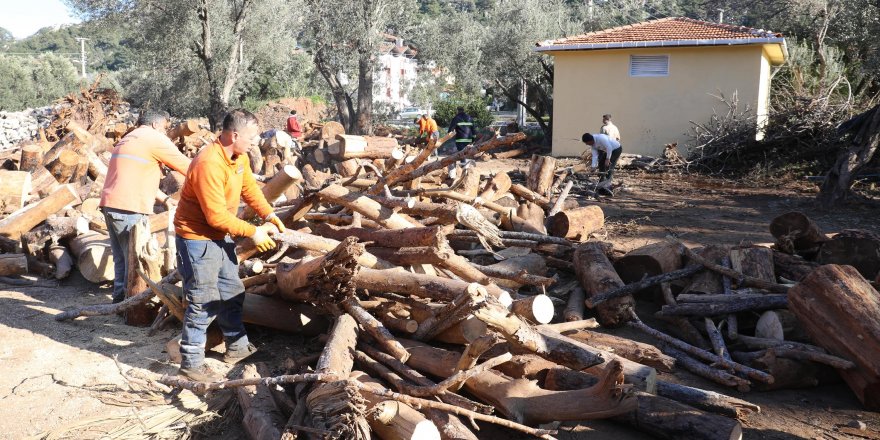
[19,144,43,173]
[0,254,28,276]
[816,229,880,281]
[239,164,302,220]
[613,241,682,296]
[574,242,633,327]
[510,294,554,325]
[46,150,79,183]
[526,155,556,197]
[69,231,115,283]
[818,104,880,207]
[124,219,161,326]
[769,211,828,255]
[788,264,880,409]
[0,184,79,240]
[48,244,73,279]
[549,206,604,241]
[331,135,399,159]
[682,245,728,295]
[729,246,775,282]
[0,171,31,214]
[236,363,286,440]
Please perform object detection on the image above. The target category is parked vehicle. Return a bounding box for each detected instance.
[398,107,434,120]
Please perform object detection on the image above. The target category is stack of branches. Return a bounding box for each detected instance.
[686,92,851,177]
[51,132,869,439]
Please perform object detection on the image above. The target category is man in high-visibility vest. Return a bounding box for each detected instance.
[448,107,475,152]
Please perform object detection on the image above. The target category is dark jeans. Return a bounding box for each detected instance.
[103,207,146,302]
[176,236,248,369]
[598,147,623,183]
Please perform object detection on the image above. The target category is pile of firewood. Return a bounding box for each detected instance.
[4,101,880,439]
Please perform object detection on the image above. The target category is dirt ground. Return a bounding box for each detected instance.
[2,159,879,439]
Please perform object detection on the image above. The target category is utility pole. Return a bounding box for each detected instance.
[718,9,725,24]
[75,37,89,78]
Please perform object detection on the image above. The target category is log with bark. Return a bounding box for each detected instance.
[0,184,80,240]
[69,231,115,283]
[769,211,828,255]
[613,241,683,294]
[526,155,557,197]
[788,264,880,409]
[123,218,161,326]
[816,229,880,281]
[0,254,28,277]
[574,242,634,327]
[548,205,604,241]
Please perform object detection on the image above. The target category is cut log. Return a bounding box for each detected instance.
[614,393,743,440]
[456,167,481,198]
[509,184,551,209]
[263,153,281,177]
[239,164,302,220]
[48,244,73,279]
[69,231,115,283]
[817,229,880,281]
[657,295,788,317]
[243,295,329,335]
[729,246,775,282]
[313,223,450,248]
[526,155,557,197]
[331,134,400,159]
[0,184,80,240]
[563,287,586,322]
[0,254,28,276]
[353,267,510,305]
[788,264,880,409]
[307,314,370,439]
[0,171,32,214]
[512,202,546,234]
[655,381,760,419]
[351,371,441,440]
[19,144,43,172]
[46,149,80,183]
[574,242,634,327]
[336,158,362,177]
[29,166,61,198]
[772,250,818,282]
[549,205,604,241]
[563,329,676,373]
[318,184,419,230]
[478,172,512,202]
[236,363,286,440]
[124,218,161,326]
[399,340,637,425]
[510,294,554,325]
[320,121,346,141]
[682,245,728,295]
[769,211,828,254]
[613,241,683,295]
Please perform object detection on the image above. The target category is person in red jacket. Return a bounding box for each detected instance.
[286,110,302,141]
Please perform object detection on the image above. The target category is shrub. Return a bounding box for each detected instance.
[433,93,494,130]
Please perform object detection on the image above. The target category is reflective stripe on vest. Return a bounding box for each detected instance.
[112,153,151,164]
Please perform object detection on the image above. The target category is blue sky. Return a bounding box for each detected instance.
[0,0,81,39]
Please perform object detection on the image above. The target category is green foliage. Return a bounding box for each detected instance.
[0,53,81,111]
[433,92,493,129]
[4,21,133,73]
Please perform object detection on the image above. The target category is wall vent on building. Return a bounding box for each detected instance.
[629,55,669,77]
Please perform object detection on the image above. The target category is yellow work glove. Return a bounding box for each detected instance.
[265,212,287,233]
[251,223,279,253]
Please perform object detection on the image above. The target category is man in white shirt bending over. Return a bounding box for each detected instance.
[581,132,622,190]
[600,114,620,142]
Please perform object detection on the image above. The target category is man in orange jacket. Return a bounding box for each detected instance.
[173,109,285,381]
[100,110,191,304]
[417,113,439,140]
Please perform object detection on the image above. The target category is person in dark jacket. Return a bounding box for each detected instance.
[448,107,475,152]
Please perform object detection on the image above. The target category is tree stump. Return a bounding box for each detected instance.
[817,229,880,281]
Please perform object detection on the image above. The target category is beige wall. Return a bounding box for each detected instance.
[550,45,767,157]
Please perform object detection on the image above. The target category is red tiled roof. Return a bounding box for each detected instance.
[538,17,782,49]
